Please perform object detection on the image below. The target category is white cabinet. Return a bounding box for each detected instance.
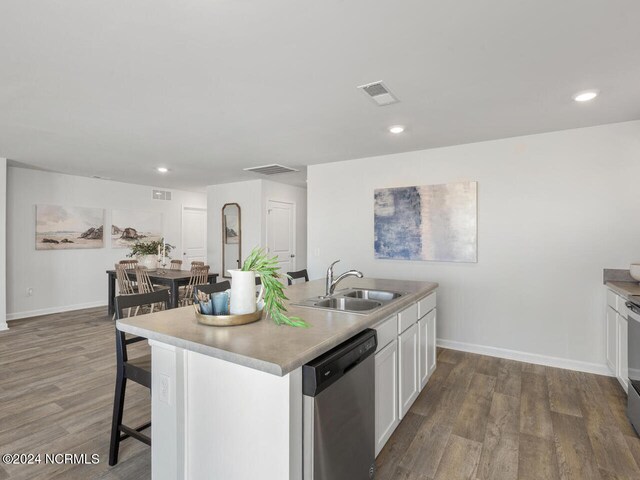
[398,322,419,419]
[605,288,629,393]
[427,311,437,378]
[374,340,399,457]
[418,314,429,390]
[606,306,618,373]
[618,313,629,392]
[372,291,437,457]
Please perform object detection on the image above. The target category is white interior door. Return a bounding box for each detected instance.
[182,207,207,267]
[266,200,295,277]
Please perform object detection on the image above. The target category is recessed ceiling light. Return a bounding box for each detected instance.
[157,167,169,173]
[573,90,599,102]
[389,125,405,134]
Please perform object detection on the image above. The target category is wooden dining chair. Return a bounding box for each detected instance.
[287,269,309,286]
[194,280,231,296]
[134,267,170,314]
[119,259,138,269]
[170,259,182,270]
[109,290,170,466]
[180,265,210,306]
[114,264,138,319]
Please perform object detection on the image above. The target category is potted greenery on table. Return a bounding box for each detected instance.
[240,247,308,327]
[127,238,175,270]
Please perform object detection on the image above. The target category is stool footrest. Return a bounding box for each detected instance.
[119,422,151,446]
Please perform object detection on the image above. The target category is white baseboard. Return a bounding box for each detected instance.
[437,338,613,377]
[6,301,107,322]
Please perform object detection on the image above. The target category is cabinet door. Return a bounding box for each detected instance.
[427,309,437,377]
[606,307,618,374]
[399,322,419,419]
[618,313,629,393]
[375,340,399,457]
[418,315,428,391]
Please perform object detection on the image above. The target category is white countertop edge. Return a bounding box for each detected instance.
[116,321,285,376]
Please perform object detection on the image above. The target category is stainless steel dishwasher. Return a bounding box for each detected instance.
[302,329,377,480]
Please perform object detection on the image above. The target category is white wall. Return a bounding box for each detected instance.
[0,158,7,330]
[207,179,307,277]
[308,120,640,372]
[6,167,206,320]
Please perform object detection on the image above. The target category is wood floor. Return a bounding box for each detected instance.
[1,308,638,479]
[0,307,150,480]
[376,348,640,480]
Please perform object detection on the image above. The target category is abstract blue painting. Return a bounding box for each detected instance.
[374,181,477,263]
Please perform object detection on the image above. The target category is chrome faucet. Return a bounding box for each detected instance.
[325,260,363,296]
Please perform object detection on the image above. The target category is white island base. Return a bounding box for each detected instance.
[150,340,303,480]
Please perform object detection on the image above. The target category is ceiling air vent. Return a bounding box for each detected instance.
[152,189,172,201]
[244,164,299,176]
[357,81,399,106]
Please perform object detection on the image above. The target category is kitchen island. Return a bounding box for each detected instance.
[117,277,438,480]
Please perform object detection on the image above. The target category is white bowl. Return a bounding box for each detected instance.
[631,263,640,282]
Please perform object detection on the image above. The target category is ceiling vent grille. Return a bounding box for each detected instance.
[357,81,399,106]
[244,164,299,175]
[153,189,172,201]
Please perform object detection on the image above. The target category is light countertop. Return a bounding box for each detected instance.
[607,281,640,299]
[116,277,438,376]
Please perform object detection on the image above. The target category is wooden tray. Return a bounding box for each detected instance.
[193,304,263,327]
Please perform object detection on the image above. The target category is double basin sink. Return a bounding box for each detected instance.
[293,288,405,314]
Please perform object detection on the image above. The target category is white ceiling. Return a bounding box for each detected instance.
[1,0,639,191]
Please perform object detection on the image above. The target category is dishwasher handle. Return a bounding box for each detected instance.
[302,329,377,397]
[627,301,640,316]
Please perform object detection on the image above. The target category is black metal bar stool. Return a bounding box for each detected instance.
[286,269,309,285]
[109,290,170,466]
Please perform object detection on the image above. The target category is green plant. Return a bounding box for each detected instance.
[242,247,308,328]
[127,238,175,258]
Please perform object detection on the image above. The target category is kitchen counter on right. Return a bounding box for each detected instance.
[606,281,640,299]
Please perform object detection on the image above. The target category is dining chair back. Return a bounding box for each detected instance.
[194,280,231,296]
[119,259,138,269]
[287,269,309,286]
[180,265,210,306]
[191,261,205,267]
[115,264,136,295]
[135,266,155,294]
[110,290,170,466]
[170,259,182,270]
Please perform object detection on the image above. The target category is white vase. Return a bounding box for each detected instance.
[139,255,158,271]
[229,270,264,315]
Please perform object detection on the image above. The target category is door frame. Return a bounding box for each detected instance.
[265,199,296,272]
[181,205,208,266]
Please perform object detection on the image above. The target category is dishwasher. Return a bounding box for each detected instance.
[302,328,377,480]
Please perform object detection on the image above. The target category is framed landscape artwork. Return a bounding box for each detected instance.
[36,205,105,250]
[111,209,163,248]
[374,181,478,263]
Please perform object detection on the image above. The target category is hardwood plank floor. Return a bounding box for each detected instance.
[377,348,640,480]
[1,309,639,480]
[0,308,150,479]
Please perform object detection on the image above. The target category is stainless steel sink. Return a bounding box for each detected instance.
[314,297,381,312]
[342,289,403,302]
[292,288,406,315]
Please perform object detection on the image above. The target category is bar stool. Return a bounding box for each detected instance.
[287,269,309,286]
[109,290,170,466]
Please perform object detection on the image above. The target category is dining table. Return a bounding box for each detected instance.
[106,268,219,315]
